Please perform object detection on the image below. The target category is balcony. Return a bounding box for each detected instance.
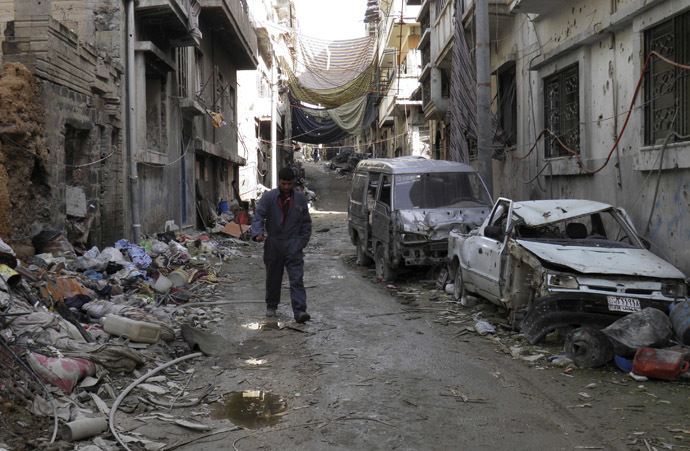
[200,0,258,70]
[462,1,515,38]
[509,0,564,15]
[136,0,199,47]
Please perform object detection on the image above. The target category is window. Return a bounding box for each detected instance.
[543,64,579,158]
[351,173,367,203]
[379,175,392,207]
[644,11,690,145]
[394,172,492,210]
[366,173,380,212]
[175,47,189,98]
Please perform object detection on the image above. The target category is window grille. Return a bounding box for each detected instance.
[543,64,579,158]
[175,47,188,98]
[644,10,690,145]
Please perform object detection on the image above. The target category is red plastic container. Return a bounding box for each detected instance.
[632,347,690,381]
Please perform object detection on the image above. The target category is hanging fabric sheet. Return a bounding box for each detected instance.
[292,106,350,144]
[281,34,377,109]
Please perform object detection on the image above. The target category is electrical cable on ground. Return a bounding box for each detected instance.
[109,352,203,451]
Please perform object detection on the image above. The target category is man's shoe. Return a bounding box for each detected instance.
[295,312,310,323]
[266,307,277,318]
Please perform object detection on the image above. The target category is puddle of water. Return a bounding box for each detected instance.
[211,391,287,429]
[241,321,285,331]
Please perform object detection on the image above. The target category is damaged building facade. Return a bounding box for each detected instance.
[237,0,296,199]
[0,0,257,247]
[457,0,690,275]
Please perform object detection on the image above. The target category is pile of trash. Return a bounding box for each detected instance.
[563,307,690,381]
[0,226,249,448]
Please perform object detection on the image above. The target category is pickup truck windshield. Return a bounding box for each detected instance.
[394,172,492,210]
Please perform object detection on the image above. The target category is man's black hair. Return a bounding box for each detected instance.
[279,167,295,181]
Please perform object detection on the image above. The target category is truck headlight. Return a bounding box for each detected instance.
[546,273,579,289]
[402,233,427,243]
[661,282,686,298]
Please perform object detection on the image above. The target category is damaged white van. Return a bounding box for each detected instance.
[348,158,492,281]
[448,198,688,343]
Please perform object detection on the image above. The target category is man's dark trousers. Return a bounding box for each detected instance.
[263,237,307,315]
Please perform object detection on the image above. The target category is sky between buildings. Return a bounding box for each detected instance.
[292,0,369,40]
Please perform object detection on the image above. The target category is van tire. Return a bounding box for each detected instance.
[355,236,373,266]
[375,244,395,281]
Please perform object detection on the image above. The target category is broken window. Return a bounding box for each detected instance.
[394,172,492,210]
[515,210,637,248]
[351,173,367,204]
[644,10,690,145]
[366,173,380,212]
[379,175,392,207]
[543,64,579,158]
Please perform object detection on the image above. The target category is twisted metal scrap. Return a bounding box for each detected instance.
[0,337,58,443]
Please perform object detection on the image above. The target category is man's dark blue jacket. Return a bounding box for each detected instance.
[252,189,312,249]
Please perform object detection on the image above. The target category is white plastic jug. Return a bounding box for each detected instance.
[102,314,161,343]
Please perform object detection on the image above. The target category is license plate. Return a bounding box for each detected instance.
[607,296,641,313]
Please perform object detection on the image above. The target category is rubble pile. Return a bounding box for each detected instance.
[0,225,253,449]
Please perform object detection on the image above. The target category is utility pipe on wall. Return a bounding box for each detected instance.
[476,0,493,197]
[270,55,278,189]
[126,0,142,242]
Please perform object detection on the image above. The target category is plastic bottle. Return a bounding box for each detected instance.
[632,347,689,381]
[102,314,161,343]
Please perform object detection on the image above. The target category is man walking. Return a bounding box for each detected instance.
[252,167,312,323]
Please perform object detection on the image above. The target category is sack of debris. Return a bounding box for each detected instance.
[602,307,673,358]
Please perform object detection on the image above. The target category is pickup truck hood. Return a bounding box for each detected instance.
[399,208,488,241]
[516,240,686,279]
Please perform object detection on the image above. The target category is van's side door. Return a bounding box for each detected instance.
[372,174,392,248]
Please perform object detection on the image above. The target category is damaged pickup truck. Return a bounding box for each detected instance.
[348,158,492,281]
[448,198,688,343]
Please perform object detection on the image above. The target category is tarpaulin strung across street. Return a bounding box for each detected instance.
[292,105,351,144]
[280,34,377,109]
[291,93,377,144]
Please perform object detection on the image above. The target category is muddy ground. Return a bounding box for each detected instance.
[74,161,690,449]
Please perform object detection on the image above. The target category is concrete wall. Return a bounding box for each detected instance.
[488,0,690,274]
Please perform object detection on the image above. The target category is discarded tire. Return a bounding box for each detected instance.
[564,327,614,368]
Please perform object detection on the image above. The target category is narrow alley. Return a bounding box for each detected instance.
[1,0,690,449]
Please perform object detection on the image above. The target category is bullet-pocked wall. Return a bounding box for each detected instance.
[487,0,690,274]
[1,4,125,248]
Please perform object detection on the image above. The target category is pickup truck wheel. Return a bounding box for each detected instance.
[355,236,373,266]
[375,245,395,281]
[452,268,465,302]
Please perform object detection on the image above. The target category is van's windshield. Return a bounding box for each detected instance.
[394,172,492,209]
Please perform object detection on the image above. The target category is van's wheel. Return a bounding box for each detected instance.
[375,245,395,281]
[355,236,373,266]
[453,267,465,302]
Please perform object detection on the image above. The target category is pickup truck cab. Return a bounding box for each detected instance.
[348,157,492,280]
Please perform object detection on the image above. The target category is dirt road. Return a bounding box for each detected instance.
[128,161,689,451]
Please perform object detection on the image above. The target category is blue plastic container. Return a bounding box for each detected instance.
[218,200,229,212]
[669,300,690,345]
[614,355,633,372]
